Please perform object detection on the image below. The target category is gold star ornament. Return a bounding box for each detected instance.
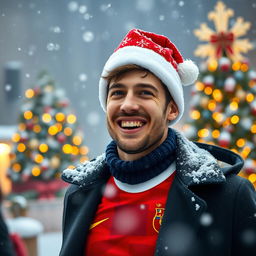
[194,1,253,62]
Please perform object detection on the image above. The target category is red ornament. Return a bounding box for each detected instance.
[251,102,256,115]
[203,75,214,88]
[218,131,231,148]
[219,57,231,72]
[22,173,30,182]
[58,100,69,107]
[191,86,197,96]
[218,140,229,148]
[57,133,66,143]
[34,86,41,95]
[26,122,34,130]
[243,160,255,175]
[249,71,256,82]
[20,136,28,143]
[43,106,52,113]
[225,125,234,133]
[41,164,49,171]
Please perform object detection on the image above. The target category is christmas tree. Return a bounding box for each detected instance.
[184,1,256,186]
[9,73,89,198]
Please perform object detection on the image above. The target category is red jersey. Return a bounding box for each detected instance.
[85,172,175,255]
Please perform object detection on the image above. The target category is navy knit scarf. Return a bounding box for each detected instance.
[105,128,177,185]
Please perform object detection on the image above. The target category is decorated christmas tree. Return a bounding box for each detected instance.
[9,73,89,198]
[184,1,256,186]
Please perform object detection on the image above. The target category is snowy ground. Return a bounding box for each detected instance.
[38,232,62,256]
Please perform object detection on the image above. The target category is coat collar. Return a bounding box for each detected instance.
[61,130,243,188]
[175,131,226,186]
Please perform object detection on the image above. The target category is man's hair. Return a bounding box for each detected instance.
[103,64,173,108]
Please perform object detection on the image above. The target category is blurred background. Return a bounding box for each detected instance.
[0,0,255,255]
[1,0,255,156]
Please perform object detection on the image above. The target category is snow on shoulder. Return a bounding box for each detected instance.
[175,131,225,185]
[62,153,106,184]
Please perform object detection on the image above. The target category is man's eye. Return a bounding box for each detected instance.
[140,91,154,96]
[110,90,124,96]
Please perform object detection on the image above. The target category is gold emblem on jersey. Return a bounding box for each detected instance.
[152,203,165,233]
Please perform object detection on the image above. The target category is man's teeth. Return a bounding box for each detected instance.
[121,121,143,128]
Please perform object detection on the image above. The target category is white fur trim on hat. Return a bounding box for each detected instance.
[99,46,192,125]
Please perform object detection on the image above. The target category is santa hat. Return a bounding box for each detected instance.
[99,29,199,124]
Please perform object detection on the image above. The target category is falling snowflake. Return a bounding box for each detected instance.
[50,26,61,33]
[87,111,100,126]
[200,213,213,226]
[100,3,111,12]
[171,10,179,19]
[47,43,55,51]
[5,84,12,91]
[140,204,146,210]
[136,0,155,12]
[79,73,87,82]
[178,1,184,7]
[68,1,78,12]
[159,15,165,21]
[79,5,87,14]
[46,43,60,51]
[84,13,93,20]
[194,1,253,62]
[125,22,137,31]
[82,31,94,42]
[28,45,36,56]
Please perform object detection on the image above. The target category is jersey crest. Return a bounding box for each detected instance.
[152,204,165,233]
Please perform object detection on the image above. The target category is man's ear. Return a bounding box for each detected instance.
[166,101,179,121]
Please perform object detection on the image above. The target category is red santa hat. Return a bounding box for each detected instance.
[99,29,199,124]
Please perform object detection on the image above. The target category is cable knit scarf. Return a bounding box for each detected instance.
[105,128,177,184]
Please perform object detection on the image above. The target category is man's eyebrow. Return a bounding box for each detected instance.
[108,83,158,93]
[135,83,158,93]
[108,83,125,90]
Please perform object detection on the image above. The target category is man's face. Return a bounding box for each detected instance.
[106,70,178,161]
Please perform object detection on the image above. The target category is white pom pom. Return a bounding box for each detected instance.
[178,60,199,86]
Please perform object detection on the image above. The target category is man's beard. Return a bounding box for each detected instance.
[116,132,165,154]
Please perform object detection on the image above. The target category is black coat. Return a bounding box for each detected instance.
[59,132,256,256]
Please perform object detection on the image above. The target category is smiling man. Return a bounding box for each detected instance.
[60,29,256,256]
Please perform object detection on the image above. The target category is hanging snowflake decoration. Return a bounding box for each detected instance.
[194,1,253,62]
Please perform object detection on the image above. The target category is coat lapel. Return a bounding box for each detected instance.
[60,182,106,256]
[155,131,227,256]
[155,175,207,256]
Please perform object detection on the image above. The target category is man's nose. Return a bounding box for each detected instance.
[120,93,139,113]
